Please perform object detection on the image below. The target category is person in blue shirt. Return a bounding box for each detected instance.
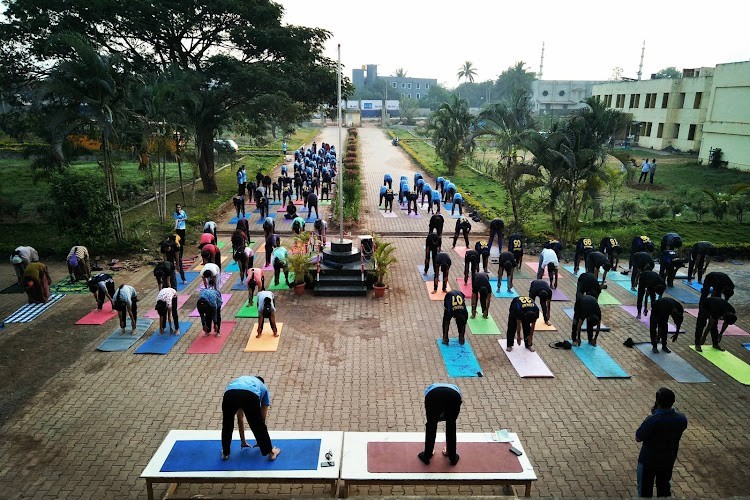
[236,164,247,197]
[635,388,687,498]
[418,383,461,466]
[383,173,393,189]
[173,204,188,260]
[398,182,410,206]
[421,183,433,206]
[443,182,456,204]
[436,176,445,192]
[221,375,281,461]
[416,177,425,198]
[451,192,463,215]
[379,185,387,207]
[413,172,423,191]
[429,189,442,215]
[197,288,223,336]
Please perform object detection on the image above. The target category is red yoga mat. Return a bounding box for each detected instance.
[366,441,523,473]
[75,302,118,325]
[185,321,236,354]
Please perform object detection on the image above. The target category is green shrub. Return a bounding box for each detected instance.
[645,202,669,220]
[620,200,639,220]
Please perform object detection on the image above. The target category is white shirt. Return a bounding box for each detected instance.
[114,285,137,305]
[156,287,177,304]
[202,263,220,277]
[539,248,559,268]
[257,290,276,312]
[203,221,217,232]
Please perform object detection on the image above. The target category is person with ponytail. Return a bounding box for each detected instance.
[155,287,180,335]
[112,284,138,334]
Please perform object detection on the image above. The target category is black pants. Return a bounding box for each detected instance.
[221,390,273,457]
[160,295,180,331]
[442,310,467,344]
[571,312,596,343]
[687,254,706,282]
[200,306,221,333]
[453,228,469,248]
[659,265,677,287]
[309,202,319,219]
[507,318,533,348]
[451,200,462,215]
[425,247,437,274]
[118,298,138,328]
[407,197,418,214]
[638,171,648,183]
[274,261,289,286]
[384,197,393,212]
[638,463,673,497]
[176,229,186,259]
[96,282,115,309]
[650,317,669,348]
[423,387,461,460]
[694,314,720,347]
[464,260,478,283]
[488,229,503,252]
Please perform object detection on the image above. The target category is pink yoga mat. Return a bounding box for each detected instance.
[685,308,749,336]
[454,277,472,297]
[143,294,191,319]
[621,305,683,333]
[189,293,232,317]
[75,302,118,325]
[185,321,236,354]
[366,441,523,473]
[198,272,233,291]
[453,246,467,258]
[551,289,569,301]
[500,340,555,378]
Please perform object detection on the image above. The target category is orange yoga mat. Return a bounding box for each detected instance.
[244,322,283,352]
[425,281,451,300]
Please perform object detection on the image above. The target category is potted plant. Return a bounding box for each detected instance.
[372,234,397,298]
[286,250,314,295]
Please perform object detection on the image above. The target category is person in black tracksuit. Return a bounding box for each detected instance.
[474,241,491,272]
[573,237,595,274]
[694,297,737,352]
[383,187,395,213]
[496,251,516,292]
[629,235,655,274]
[599,237,622,269]
[429,213,445,238]
[637,271,666,319]
[488,218,504,252]
[452,217,471,248]
[630,251,655,291]
[649,297,684,354]
[529,279,552,326]
[576,272,602,299]
[508,233,524,269]
[585,250,612,284]
[407,190,419,215]
[660,232,683,257]
[463,248,480,285]
[659,250,685,288]
[432,252,452,293]
[418,383,462,467]
[471,271,492,319]
[687,241,715,283]
[506,296,540,352]
[699,271,734,302]
[424,233,441,276]
[442,290,468,345]
[571,294,602,346]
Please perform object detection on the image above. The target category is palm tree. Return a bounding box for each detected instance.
[426,95,474,176]
[457,61,477,83]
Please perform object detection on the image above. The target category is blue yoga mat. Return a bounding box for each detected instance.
[606,271,632,282]
[226,261,240,272]
[176,272,200,292]
[666,284,700,304]
[743,343,750,352]
[562,264,579,276]
[229,215,250,224]
[134,321,192,354]
[562,307,611,331]
[634,343,710,383]
[416,264,434,281]
[160,438,321,472]
[489,278,519,298]
[231,277,247,291]
[612,279,638,297]
[687,281,706,292]
[436,339,483,377]
[570,341,630,378]
[97,319,154,352]
[256,213,275,225]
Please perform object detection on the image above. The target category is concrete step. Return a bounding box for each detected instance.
[313,284,368,297]
[317,274,364,287]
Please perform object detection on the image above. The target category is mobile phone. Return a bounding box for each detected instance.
[509,446,523,456]
[320,461,335,467]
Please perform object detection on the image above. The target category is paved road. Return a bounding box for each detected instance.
[0,125,748,498]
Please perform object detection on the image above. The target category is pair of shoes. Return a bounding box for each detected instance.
[712,344,725,352]
[661,345,671,353]
[652,346,659,354]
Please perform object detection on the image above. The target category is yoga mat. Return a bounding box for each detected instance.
[3,293,65,323]
[176,271,200,292]
[436,338,482,377]
[379,210,398,218]
[244,322,284,352]
[134,321,192,354]
[562,264,579,276]
[189,293,232,317]
[225,261,240,272]
[500,340,555,378]
[262,263,274,271]
[570,341,630,378]
[562,307,611,331]
[229,215,250,224]
[607,271,632,282]
[597,290,621,305]
[535,318,557,331]
[407,212,423,219]
[634,343,709,383]
[0,282,24,294]
[666,284,700,304]
[236,297,259,318]
[690,346,750,385]
[621,306,683,333]
[256,213,275,225]
[447,211,463,219]
[75,302,118,325]
[366,441,522,473]
[418,265,435,281]
[524,261,542,276]
[425,281,450,300]
[319,200,332,205]
[49,277,90,294]
[453,246,467,258]
[198,272,233,291]
[467,314,501,335]
[743,343,750,351]
[551,289,569,301]
[217,241,227,249]
[186,321,236,354]
[268,273,294,290]
[161,438,320,472]
[97,319,154,352]
[687,281,704,292]
[489,278,519,298]
[612,279,639,297]
[684,309,749,336]
[143,295,190,319]
[454,277,472,296]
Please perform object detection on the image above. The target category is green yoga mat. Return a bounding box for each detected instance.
[236,297,258,318]
[690,346,750,385]
[467,315,501,335]
[268,272,295,290]
[597,290,621,305]
[50,277,90,294]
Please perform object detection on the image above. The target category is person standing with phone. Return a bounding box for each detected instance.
[635,388,687,498]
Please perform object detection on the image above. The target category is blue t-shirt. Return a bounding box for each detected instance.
[199,288,223,318]
[453,193,463,203]
[225,376,271,406]
[380,186,387,195]
[174,210,187,230]
[423,184,432,194]
[417,178,425,189]
[424,383,461,396]
[384,174,392,182]
[431,190,441,202]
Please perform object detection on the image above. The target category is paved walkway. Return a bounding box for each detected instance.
[0,125,748,498]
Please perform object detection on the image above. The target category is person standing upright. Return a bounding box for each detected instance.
[173,204,188,260]
[648,158,657,184]
[638,158,650,183]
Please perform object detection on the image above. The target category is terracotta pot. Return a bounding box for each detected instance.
[373,284,386,298]
[293,283,305,295]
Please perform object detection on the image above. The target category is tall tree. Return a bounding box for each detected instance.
[426,95,474,176]
[654,67,682,79]
[457,61,477,83]
[495,62,535,102]
[421,83,453,111]
[0,0,345,193]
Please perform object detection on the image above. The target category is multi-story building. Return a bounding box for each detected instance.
[352,64,437,101]
[592,61,750,170]
[531,80,606,117]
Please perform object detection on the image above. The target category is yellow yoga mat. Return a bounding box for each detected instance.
[535,318,557,331]
[244,322,283,352]
[425,281,451,300]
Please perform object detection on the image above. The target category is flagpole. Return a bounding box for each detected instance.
[337,43,343,243]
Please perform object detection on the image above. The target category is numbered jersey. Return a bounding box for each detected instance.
[510,296,540,321]
[508,235,523,252]
[577,238,594,253]
[444,290,468,316]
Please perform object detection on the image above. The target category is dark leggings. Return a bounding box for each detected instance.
[507,317,533,348]
[176,229,186,259]
[118,298,138,328]
[442,310,466,344]
[423,387,461,459]
[96,282,115,309]
[159,296,180,331]
[221,390,273,457]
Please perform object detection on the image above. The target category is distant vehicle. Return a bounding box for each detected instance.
[214,139,239,153]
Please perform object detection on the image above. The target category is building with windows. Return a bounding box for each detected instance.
[592,61,750,170]
[531,80,605,117]
[351,64,437,101]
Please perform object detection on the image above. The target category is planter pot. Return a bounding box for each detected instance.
[293,283,305,295]
[373,284,386,298]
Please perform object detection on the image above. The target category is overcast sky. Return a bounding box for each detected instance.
[278,0,748,88]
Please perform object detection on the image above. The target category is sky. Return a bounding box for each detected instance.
[277,0,749,88]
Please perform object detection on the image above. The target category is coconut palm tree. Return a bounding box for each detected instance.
[457,61,477,83]
[426,95,474,176]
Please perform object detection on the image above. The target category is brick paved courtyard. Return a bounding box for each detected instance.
[0,125,748,499]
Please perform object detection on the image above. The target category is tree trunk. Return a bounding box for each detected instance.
[197,130,218,193]
[102,133,124,242]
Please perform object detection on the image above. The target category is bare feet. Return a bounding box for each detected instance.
[528,345,536,352]
[431,289,437,294]
[269,447,281,461]
[221,453,229,460]
[545,320,552,326]
[273,331,279,337]
[506,346,513,352]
